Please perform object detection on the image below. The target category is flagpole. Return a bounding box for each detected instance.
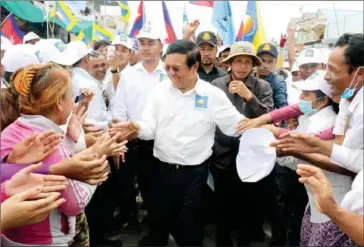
[0,13,11,27]
[46,2,49,39]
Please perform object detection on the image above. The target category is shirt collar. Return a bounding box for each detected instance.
[18,114,66,135]
[198,65,218,74]
[308,106,333,122]
[348,86,363,113]
[170,75,205,96]
[135,60,165,74]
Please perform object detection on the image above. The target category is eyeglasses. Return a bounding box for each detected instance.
[164,65,187,73]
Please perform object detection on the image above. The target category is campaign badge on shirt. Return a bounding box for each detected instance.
[159,73,168,81]
[195,95,208,109]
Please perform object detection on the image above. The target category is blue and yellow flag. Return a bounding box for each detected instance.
[117,1,131,23]
[242,1,266,49]
[212,1,235,45]
[76,30,87,43]
[92,23,114,41]
[50,1,78,31]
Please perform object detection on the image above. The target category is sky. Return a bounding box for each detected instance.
[101,1,364,41]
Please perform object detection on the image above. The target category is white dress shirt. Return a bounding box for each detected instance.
[330,87,363,173]
[71,67,111,130]
[277,106,353,223]
[137,77,245,166]
[103,64,131,112]
[112,61,167,122]
[332,99,350,135]
[341,170,363,216]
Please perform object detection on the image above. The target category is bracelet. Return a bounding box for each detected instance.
[111,68,119,74]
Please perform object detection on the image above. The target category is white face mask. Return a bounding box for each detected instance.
[59,112,72,133]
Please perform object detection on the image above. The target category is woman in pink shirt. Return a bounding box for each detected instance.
[0,63,109,246]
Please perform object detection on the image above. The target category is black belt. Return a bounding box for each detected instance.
[156,159,208,171]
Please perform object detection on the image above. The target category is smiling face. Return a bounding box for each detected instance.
[88,56,107,82]
[165,53,198,92]
[324,45,364,101]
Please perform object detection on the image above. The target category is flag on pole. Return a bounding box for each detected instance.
[93,23,114,41]
[117,1,131,23]
[76,30,87,43]
[162,1,177,43]
[1,14,24,44]
[189,1,214,8]
[236,20,244,41]
[129,0,145,38]
[50,1,78,31]
[212,1,235,45]
[242,1,267,49]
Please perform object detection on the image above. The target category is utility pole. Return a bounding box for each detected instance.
[332,1,340,36]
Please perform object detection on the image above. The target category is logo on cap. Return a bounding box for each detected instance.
[262,43,271,51]
[55,41,66,52]
[202,32,211,41]
[142,26,151,33]
[120,35,127,42]
[238,46,251,54]
[305,49,314,57]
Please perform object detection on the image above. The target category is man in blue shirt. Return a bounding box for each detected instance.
[256,43,288,109]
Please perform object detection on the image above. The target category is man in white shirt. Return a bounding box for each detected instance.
[113,40,245,246]
[69,41,111,130]
[273,33,363,175]
[111,25,166,232]
[104,34,132,111]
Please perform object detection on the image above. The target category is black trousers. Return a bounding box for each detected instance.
[85,158,119,246]
[116,140,154,223]
[211,162,271,246]
[270,165,308,246]
[147,158,209,246]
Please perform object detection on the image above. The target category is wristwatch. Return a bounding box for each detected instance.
[111,68,119,74]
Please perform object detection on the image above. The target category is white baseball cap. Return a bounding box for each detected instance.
[218,45,231,57]
[65,41,92,66]
[1,36,13,52]
[36,39,74,66]
[236,128,276,183]
[2,44,42,72]
[137,25,161,40]
[112,34,132,49]
[297,48,324,66]
[292,70,332,99]
[23,32,41,44]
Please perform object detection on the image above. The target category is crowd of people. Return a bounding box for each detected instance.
[0,18,363,247]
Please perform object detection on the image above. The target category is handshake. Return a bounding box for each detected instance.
[108,120,140,142]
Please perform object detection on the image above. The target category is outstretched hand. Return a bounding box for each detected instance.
[7,131,62,165]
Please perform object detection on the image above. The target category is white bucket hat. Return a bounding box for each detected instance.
[3,44,42,72]
[236,128,276,182]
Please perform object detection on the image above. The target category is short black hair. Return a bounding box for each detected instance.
[166,40,201,68]
[334,33,364,73]
[93,40,111,51]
